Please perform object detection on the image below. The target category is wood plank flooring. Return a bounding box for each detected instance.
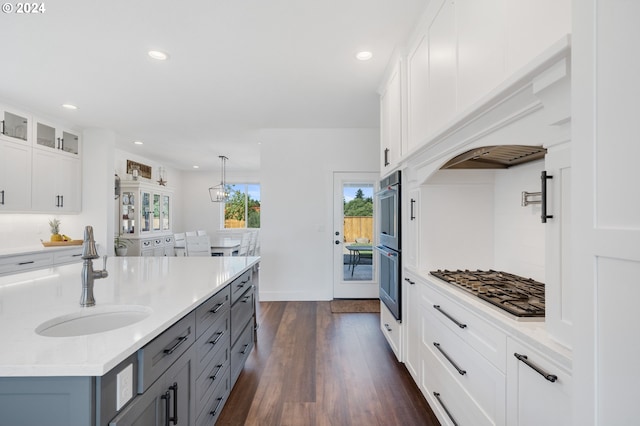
[217,301,440,426]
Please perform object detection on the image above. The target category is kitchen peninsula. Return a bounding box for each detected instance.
[0,255,259,425]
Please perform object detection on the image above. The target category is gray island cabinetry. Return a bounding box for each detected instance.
[0,259,258,426]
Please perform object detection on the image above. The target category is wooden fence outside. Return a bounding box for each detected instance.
[225,219,246,228]
[343,216,373,243]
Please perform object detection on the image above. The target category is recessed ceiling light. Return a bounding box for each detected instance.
[356,51,373,61]
[62,104,78,110]
[192,165,200,169]
[133,141,143,145]
[148,50,169,60]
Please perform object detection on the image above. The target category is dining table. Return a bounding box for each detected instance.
[345,244,373,276]
[174,238,241,257]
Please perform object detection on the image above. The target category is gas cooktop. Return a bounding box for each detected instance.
[429,269,545,319]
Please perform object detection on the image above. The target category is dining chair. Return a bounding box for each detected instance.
[174,232,186,256]
[185,234,211,257]
[247,230,258,255]
[196,230,207,236]
[185,231,197,237]
[237,232,251,256]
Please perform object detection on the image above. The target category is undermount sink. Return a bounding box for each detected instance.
[36,305,152,337]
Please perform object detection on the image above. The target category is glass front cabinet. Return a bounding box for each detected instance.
[120,182,173,256]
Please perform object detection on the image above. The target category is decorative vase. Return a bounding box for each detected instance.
[116,247,128,256]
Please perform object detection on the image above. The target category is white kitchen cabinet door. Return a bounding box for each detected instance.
[427,0,457,136]
[506,338,571,426]
[380,61,403,172]
[0,140,31,211]
[505,0,571,76]
[31,148,81,213]
[407,33,430,151]
[403,271,421,383]
[456,0,506,111]
[0,106,30,145]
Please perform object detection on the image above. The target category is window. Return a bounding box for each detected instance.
[223,183,260,229]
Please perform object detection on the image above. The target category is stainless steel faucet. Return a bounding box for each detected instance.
[80,226,108,307]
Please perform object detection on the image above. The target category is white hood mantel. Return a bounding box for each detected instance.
[404,35,571,186]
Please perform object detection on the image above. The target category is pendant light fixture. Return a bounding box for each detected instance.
[209,156,230,202]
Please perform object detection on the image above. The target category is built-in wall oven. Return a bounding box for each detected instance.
[376,170,401,320]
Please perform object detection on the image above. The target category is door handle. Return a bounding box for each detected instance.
[335,240,340,245]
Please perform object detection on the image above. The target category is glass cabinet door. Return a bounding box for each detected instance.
[1,111,28,142]
[61,131,79,155]
[162,195,170,231]
[141,191,151,233]
[153,194,161,231]
[36,122,56,149]
[121,191,135,234]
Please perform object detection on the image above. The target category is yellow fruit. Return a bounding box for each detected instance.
[50,234,63,242]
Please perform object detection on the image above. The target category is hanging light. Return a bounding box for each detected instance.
[209,156,230,202]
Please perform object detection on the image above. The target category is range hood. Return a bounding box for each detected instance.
[440,145,546,169]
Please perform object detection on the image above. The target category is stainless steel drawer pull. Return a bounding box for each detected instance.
[210,397,224,417]
[209,364,224,381]
[434,342,466,375]
[433,392,458,426]
[433,305,467,329]
[514,352,558,382]
[209,331,225,346]
[163,336,188,355]
[209,301,226,313]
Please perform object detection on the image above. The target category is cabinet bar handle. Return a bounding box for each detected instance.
[163,335,188,355]
[384,148,390,166]
[541,171,554,223]
[168,382,178,425]
[210,397,224,417]
[209,364,224,381]
[410,198,416,220]
[209,331,225,346]
[514,352,558,383]
[0,120,4,135]
[433,392,458,426]
[384,323,392,332]
[241,295,251,303]
[433,305,467,329]
[0,190,4,205]
[210,301,226,313]
[161,391,171,426]
[18,260,35,265]
[240,343,250,355]
[404,277,415,285]
[434,342,466,375]
[60,195,64,208]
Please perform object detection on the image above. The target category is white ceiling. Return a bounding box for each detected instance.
[0,0,428,172]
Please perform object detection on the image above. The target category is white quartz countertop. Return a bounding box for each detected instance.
[0,255,259,377]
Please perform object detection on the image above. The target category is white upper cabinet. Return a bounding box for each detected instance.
[403,0,571,152]
[380,60,404,172]
[0,139,31,211]
[35,119,81,157]
[456,0,506,110]
[0,106,30,145]
[31,148,81,213]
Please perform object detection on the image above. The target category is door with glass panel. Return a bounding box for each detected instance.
[333,172,379,299]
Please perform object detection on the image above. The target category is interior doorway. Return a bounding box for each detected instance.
[333,172,379,299]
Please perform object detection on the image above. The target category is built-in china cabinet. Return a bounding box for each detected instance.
[119,181,174,256]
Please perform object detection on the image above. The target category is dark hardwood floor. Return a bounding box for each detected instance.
[217,301,440,426]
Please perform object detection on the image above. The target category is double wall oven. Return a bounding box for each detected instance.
[376,171,401,320]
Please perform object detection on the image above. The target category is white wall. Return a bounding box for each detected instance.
[258,128,379,301]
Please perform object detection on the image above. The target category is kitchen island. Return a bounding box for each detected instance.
[0,255,260,425]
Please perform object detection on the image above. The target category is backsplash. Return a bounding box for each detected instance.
[0,214,86,252]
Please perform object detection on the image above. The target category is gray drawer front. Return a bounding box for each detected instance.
[230,269,252,304]
[195,346,230,417]
[196,366,230,426]
[195,286,230,339]
[230,321,254,387]
[231,287,254,345]
[138,311,196,392]
[195,313,229,375]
